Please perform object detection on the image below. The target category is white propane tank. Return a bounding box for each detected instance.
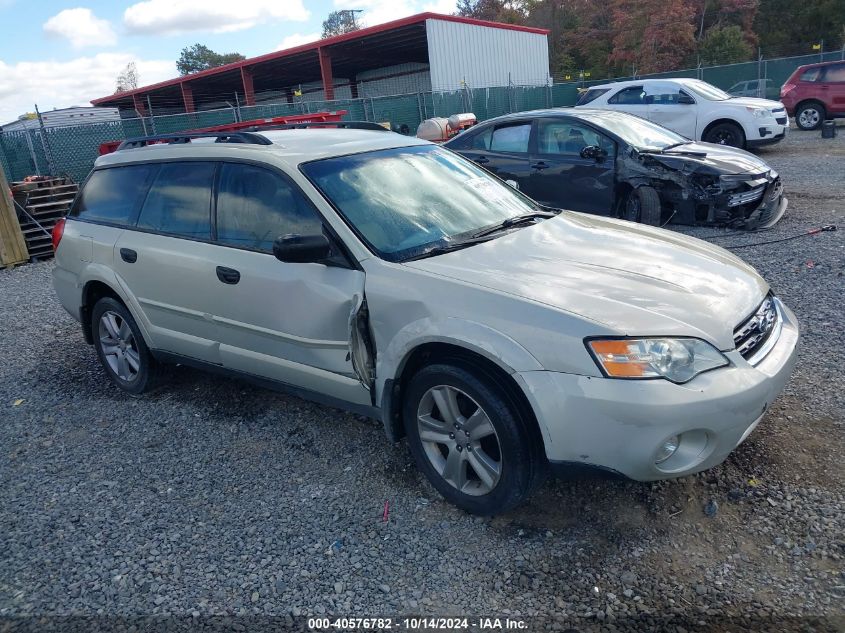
[416,118,450,142]
[447,113,477,130]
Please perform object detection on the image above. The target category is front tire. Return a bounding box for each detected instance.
[795,101,825,130]
[91,297,158,395]
[623,186,662,226]
[704,121,745,148]
[403,363,544,515]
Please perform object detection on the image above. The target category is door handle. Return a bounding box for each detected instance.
[216,266,241,285]
[119,248,137,263]
[474,156,490,165]
[531,161,549,170]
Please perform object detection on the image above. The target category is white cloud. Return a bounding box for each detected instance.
[332,0,457,28]
[422,0,457,14]
[0,54,175,123]
[276,32,321,51]
[43,8,117,49]
[124,0,309,35]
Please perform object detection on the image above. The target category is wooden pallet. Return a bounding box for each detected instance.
[12,177,78,260]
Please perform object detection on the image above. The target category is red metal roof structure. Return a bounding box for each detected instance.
[92,13,549,116]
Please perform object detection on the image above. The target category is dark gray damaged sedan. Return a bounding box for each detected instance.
[444,108,787,230]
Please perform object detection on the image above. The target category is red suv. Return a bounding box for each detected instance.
[780,61,845,130]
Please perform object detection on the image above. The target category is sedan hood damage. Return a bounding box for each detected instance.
[406,212,768,350]
[627,141,787,230]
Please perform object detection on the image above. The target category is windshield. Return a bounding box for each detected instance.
[575,111,687,150]
[681,79,732,101]
[301,145,540,262]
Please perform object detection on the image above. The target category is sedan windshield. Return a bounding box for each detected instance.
[575,111,687,150]
[681,80,732,101]
[301,145,541,261]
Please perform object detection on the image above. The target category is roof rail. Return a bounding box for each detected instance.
[116,131,273,151]
[247,121,390,132]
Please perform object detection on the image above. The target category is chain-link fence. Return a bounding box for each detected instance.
[2,47,843,185]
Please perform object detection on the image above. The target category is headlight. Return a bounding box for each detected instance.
[745,106,768,118]
[586,338,729,383]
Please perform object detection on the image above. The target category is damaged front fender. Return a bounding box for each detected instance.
[621,145,787,230]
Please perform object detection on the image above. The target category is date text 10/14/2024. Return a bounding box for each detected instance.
[308,617,530,630]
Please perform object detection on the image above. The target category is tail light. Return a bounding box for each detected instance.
[780,83,795,98]
[52,217,66,252]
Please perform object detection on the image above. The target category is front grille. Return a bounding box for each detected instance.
[776,116,787,125]
[734,295,779,362]
[728,185,765,207]
[772,106,785,114]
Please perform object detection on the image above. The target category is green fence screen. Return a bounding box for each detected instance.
[1,50,841,184]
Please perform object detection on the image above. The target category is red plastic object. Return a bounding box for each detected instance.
[51,217,66,252]
[98,110,348,155]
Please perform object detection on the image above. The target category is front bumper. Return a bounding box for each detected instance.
[746,119,789,147]
[516,299,799,481]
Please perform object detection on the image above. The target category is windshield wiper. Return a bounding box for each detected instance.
[660,141,693,151]
[404,235,498,261]
[470,210,559,239]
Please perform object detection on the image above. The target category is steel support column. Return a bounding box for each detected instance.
[318,48,335,101]
[181,82,195,113]
[241,67,256,106]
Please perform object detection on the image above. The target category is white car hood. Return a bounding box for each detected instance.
[404,212,768,350]
[722,96,784,110]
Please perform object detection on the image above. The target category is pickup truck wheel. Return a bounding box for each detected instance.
[91,297,158,395]
[704,122,745,148]
[624,186,662,226]
[795,101,825,130]
[403,363,543,515]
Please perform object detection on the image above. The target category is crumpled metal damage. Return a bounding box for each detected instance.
[619,145,788,230]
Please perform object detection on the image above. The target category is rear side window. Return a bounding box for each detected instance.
[490,123,531,153]
[576,88,610,106]
[823,63,845,82]
[136,162,215,239]
[215,163,322,252]
[73,164,155,225]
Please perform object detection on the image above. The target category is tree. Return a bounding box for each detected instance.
[116,62,138,93]
[698,25,753,64]
[322,10,362,38]
[176,44,245,76]
[456,0,527,23]
[609,0,696,74]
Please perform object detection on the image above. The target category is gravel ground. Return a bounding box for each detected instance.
[1,128,843,632]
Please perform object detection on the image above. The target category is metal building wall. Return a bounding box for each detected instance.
[425,19,550,91]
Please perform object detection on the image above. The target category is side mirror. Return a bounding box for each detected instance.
[273,233,331,264]
[580,145,608,161]
[504,179,520,190]
[677,93,695,105]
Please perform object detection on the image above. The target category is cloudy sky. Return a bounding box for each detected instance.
[0,0,457,123]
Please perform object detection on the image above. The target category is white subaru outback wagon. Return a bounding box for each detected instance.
[52,126,799,515]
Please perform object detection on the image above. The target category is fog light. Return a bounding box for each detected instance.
[655,435,680,464]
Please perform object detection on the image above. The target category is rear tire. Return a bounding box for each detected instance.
[795,101,825,130]
[704,121,745,148]
[624,186,662,226]
[403,363,545,515]
[91,297,159,395]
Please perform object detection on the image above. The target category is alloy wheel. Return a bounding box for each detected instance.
[98,310,141,382]
[416,385,502,496]
[713,129,736,145]
[798,108,820,129]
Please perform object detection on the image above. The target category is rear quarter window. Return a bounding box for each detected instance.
[800,67,822,82]
[576,88,610,106]
[72,164,156,225]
